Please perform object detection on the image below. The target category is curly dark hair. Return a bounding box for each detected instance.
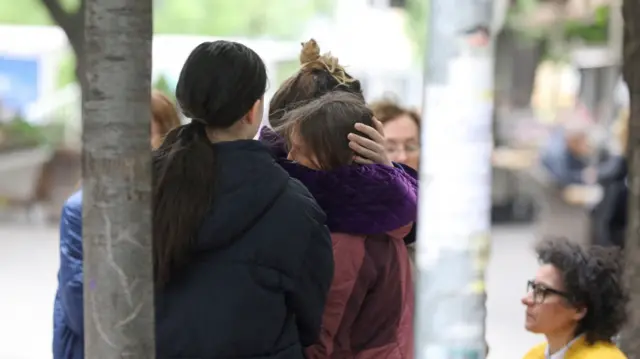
[535,238,628,344]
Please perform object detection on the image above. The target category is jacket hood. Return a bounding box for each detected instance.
[196,140,289,251]
[259,127,417,234]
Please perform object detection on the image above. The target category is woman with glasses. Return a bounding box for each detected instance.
[369,98,421,171]
[522,238,628,359]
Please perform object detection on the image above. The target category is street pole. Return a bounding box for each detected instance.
[416,0,495,358]
[82,0,155,357]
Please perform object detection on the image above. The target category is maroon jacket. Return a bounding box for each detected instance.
[260,127,418,358]
[305,226,415,359]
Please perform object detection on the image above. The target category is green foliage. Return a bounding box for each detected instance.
[0,0,334,39]
[153,0,333,38]
[507,0,610,45]
[405,0,428,62]
[564,5,609,44]
[0,0,78,25]
[56,52,76,89]
[0,116,49,151]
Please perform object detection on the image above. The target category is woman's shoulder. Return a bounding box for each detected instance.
[522,342,546,359]
[523,339,627,359]
[277,176,326,223]
[572,341,627,359]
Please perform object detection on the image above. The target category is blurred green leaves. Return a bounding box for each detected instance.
[0,0,334,39]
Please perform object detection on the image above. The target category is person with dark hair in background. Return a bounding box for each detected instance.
[261,39,418,247]
[152,41,333,358]
[276,91,416,359]
[522,238,628,359]
[590,112,628,248]
[53,91,184,359]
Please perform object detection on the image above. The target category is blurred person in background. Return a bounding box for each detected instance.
[590,111,628,248]
[369,98,421,171]
[53,90,198,359]
[539,119,594,187]
[278,91,416,359]
[522,239,627,359]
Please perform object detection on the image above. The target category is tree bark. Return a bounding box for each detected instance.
[40,0,87,96]
[619,0,640,357]
[82,0,155,357]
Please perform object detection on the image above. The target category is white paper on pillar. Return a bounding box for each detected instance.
[416,54,494,270]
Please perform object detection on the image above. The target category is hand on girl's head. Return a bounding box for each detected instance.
[348,119,393,167]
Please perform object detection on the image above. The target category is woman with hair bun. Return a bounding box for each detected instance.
[261,39,418,244]
[272,88,417,358]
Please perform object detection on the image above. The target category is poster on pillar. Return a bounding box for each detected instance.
[418,53,493,261]
[417,52,494,359]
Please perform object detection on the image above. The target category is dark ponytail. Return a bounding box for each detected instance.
[152,41,267,287]
[153,122,215,287]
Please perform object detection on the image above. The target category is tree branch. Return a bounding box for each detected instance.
[40,0,85,52]
[40,0,84,37]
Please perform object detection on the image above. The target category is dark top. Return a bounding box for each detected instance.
[53,140,334,359]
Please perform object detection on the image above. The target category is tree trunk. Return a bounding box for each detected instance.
[82,0,155,357]
[619,0,640,356]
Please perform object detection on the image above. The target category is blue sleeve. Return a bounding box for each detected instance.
[541,151,583,186]
[57,191,84,335]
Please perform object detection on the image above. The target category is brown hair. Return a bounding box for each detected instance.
[369,98,421,128]
[151,90,182,149]
[278,91,373,170]
[269,39,364,130]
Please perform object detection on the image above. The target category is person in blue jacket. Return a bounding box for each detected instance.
[52,91,181,359]
[53,190,83,359]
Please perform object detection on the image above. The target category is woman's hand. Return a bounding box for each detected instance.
[347,117,393,167]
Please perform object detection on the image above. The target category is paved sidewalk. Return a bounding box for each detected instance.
[0,223,541,359]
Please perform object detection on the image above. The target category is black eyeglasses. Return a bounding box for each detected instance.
[527,280,573,304]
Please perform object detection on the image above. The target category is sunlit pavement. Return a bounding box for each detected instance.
[0,223,541,359]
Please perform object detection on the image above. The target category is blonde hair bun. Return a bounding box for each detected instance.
[300,39,321,64]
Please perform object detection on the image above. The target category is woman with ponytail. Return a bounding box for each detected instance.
[153,41,333,358]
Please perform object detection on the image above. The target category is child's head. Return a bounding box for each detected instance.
[269,39,364,130]
[278,91,374,170]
